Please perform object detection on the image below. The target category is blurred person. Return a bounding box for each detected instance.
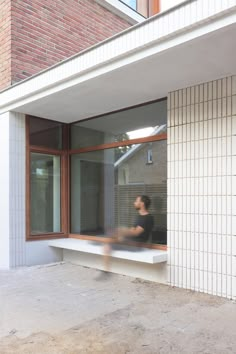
[102,195,154,274]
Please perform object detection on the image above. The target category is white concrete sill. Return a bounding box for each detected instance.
[48,239,168,264]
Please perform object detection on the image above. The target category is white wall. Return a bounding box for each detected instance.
[25,241,62,266]
[161,0,184,12]
[167,76,236,300]
[0,113,10,268]
[64,250,167,284]
[0,111,63,268]
[8,112,27,267]
[0,111,27,268]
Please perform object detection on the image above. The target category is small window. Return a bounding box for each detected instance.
[29,116,63,150]
[121,0,137,10]
[26,116,67,240]
[30,153,61,234]
[120,0,160,18]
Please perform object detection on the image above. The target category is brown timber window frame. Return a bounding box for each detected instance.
[26,115,69,241]
[26,99,167,250]
[148,0,160,17]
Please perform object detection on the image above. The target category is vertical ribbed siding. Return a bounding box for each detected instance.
[168,76,236,300]
[0,112,10,268]
[9,112,26,267]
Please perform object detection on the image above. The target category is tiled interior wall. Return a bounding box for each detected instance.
[9,112,26,267]
[167,76,236,299]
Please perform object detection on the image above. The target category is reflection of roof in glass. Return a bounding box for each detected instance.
[115,124,166,167]
[75,100,167,136]
[127,126,154,139]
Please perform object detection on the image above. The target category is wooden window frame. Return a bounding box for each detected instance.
[26,99,167,251]
[148,0,160,16]
[69,133,167,155]
[26,116,69,241]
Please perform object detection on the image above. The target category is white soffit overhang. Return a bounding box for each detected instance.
[0,0,236,123]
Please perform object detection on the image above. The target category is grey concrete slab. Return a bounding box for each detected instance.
[0,263,235,353]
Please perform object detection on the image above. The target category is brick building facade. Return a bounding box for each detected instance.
[0,0,11,89]
[0,0,132,90]
[0,0,235,300]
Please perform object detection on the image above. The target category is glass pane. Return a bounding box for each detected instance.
[31,153,61,234]
[71,140,167,244]
[29,116,63,150]
[70,100,167,149]
[121,0,136,10]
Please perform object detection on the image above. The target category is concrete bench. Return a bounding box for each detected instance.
[49,238,168,264]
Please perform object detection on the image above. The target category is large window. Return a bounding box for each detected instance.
[70,99,167,246]
[26,116,68,240]
[26,100,167,247]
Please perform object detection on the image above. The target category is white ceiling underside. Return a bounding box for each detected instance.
[1,3,236,124]
[14,23,236,123]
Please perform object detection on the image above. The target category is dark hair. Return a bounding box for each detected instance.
[139,195,151,210]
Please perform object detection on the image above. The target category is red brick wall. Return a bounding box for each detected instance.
[0,0,11,90]
[10,0,131,86]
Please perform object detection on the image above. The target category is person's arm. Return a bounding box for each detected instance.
[116,225,144,240]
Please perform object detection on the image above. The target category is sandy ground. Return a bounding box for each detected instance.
[0,262,235,354]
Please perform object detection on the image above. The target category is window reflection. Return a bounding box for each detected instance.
[70,140,167,244]
[29,116,63,150]
[70,100,167,150]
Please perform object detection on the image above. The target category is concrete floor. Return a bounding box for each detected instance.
[0,262,236,354]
